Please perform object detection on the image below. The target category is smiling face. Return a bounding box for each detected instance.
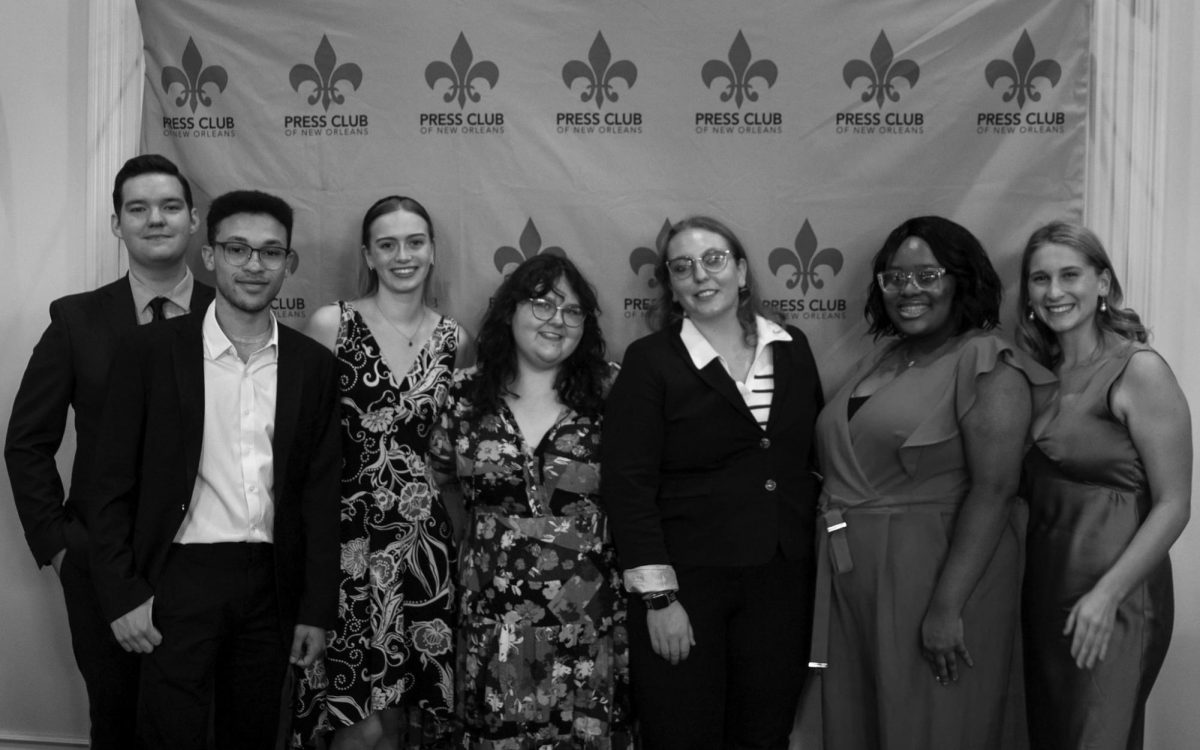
[511,276,584,373]
[666,227,747,325]
[111,172,199,272]
[202,212,290,316]
[1026,242,1110,337]
[362,207,434,296]
[882,236,958,342]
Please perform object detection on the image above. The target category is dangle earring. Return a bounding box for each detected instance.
[1026,306,1035,321]
[1099,296,1108,313]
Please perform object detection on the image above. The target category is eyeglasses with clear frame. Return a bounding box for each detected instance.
[876,266,947,294]
[665,248,732,279]
[214,241,292,270]
[525,297,588,328]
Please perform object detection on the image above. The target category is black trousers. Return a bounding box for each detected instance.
[628,553,815,750]
[59,544,141,749]
[138,542,287,750]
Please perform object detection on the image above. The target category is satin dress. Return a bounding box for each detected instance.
[813,331,1051,750]
[1023,336,1174,750]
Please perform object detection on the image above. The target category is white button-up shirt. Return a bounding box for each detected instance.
[175,302,278,544]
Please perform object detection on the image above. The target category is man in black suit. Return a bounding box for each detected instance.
[5,154,213,749]
[86,189,339,749]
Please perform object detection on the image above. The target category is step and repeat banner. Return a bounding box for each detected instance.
[137,0,1089,387]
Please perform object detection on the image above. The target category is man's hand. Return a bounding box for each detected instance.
[290,625,326,668]
[110,597,162,653]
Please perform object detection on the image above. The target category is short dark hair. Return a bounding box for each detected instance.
[359,195,435,296]
[864,215,1002,338]
[469,254,608,419]
[112,154,193,213]
[206,190,294,248]
[653,215,763,344]
[1017,221,1146,369]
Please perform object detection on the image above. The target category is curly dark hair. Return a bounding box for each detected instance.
[1017,220,1146,369]
[651,215,762,344]
[864,215,1002,338]
[468,254,609,418]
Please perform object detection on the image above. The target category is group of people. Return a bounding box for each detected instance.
[4,152,1191,750]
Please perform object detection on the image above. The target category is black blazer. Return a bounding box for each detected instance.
[84,311,341,631]
[602,322,823,570]
[5,275,214,567]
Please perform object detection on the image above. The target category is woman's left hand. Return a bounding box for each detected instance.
[1064,587,1118,669]
[921,609,974,684]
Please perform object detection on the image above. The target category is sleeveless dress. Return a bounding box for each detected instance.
[812,331,1052,750]
[1022,336,1174,750]
[428,367,632,750]
[292,302,459,747]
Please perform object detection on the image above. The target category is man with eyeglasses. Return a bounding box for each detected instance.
[5,154,214,749]
[85,189,340,748]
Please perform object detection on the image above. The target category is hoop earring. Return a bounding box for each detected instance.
[1099,296,1108,313]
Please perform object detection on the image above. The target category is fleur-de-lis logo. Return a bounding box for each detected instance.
[629,219,673,289]
[289,35,363,112]
[493,219,566,276]
[161,38,228,113]
[769,220,844,295]
[843,31,919,109]
[985,31,1062,109]
[701,31,778,109]
[562,32,637,109]
[424,33,499,110]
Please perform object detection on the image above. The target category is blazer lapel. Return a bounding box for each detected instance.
[669,329,759,428]
[766,339,793,433]
[272,332,299,500]
[174,319,206,485]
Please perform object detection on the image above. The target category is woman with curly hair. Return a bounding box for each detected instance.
[294,196,473,749]
[1018,222,1190,750]
[813,215,1052,750]
[430,254,631,749]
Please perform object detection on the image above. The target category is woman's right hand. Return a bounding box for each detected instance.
[647,601,695,664]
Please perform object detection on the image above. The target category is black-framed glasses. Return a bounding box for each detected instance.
[214,241,292,270]
[666,248,731,279]
[526,297,588,328]
[876,266,946,294]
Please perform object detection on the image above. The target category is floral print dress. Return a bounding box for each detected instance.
[292,303,458,747]
[429,368,632,750]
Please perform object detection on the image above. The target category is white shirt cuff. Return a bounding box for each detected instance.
[623,565,679,593]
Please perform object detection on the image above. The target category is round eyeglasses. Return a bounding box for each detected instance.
[666,248,731,279]
[526,297,587,328]
[214,241,292,270]
[876,267,947,294]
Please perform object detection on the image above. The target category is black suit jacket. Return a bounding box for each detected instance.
[85,310,341,631]
[5,275,214,567]
[602,322,823,570]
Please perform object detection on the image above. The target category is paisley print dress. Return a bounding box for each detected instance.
[429,367,632,750]
[292,302,458,747]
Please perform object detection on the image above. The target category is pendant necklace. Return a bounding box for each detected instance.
[374,298,427,347]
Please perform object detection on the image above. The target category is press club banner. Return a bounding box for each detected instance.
[137,0,1089,387]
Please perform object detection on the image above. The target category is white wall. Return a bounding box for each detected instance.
[0,2,1196,748]
[0,1,92,746]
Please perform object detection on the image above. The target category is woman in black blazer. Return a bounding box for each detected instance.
[603,216,823,750]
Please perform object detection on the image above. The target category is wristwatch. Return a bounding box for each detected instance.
[643,590,678,610]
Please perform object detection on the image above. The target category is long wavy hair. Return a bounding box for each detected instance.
[1017,221,1146,369]
[652,215,762,345]
[468,254,609,418]
[864,215,1002,339]
[358,195,435,297]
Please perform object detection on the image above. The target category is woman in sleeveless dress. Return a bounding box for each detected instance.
[1017,221,1191,750]
[294,196,474,749]
[430,254,632,749]
[814,216,1052,750]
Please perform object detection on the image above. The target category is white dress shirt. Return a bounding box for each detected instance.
[175,302,278,544]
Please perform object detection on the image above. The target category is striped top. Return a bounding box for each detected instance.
[679,315,792,428]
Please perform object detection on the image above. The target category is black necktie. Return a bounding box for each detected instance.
[148,296,170,322]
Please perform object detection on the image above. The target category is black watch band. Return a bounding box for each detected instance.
[643,590,678,610]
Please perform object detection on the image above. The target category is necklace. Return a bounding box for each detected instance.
[374,298,427,347]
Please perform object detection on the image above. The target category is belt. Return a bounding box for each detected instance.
[808,491,959,670]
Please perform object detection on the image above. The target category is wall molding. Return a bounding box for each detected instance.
[0,731,87,749]
[1085,0,1168,326]
[86,0,143,288]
